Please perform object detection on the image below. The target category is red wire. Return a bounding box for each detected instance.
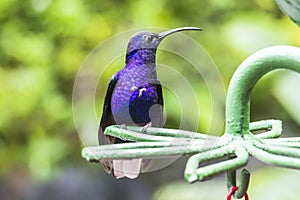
[227,186,249,200]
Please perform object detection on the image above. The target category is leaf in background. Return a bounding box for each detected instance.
[275,0,300,27]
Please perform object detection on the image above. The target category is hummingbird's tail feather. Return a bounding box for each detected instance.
[113,159,142,179]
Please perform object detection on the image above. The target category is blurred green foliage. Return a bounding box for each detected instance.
[1,0,300,199]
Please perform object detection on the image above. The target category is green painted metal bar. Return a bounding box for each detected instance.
[253,141,300,157]
[104,125,212,142]
[184,142,249,182]
[104,126,176,142]
[245,143,300,169]
[264,139,300,148]
[123,125,208,139]
[250,120,282,139]
[226,169,250,199]
[225,45,300,136]
[82,142,212,160]
[264,137,300,143]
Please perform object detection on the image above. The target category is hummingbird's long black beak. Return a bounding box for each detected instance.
[158,27,202,40]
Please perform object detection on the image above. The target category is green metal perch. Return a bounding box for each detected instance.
[82,45,300,199]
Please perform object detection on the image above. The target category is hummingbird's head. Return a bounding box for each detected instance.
[126,27,202,59]
[126,32,162,55]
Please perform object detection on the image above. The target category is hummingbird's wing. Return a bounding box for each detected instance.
[98,75,118,173]
[128,83,164,127]
[99,75,118,141]
[153,83,164,127]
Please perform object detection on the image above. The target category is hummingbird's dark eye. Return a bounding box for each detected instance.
[145,35,154,42]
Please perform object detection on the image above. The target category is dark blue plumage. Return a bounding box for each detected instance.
[129,83,162,126]
[98,27,202,179]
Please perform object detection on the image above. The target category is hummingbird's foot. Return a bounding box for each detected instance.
[101,159,113,174]
[120,124,127,130]
[141,122,152,133]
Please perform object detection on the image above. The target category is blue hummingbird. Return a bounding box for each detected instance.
[98,27,202,179]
